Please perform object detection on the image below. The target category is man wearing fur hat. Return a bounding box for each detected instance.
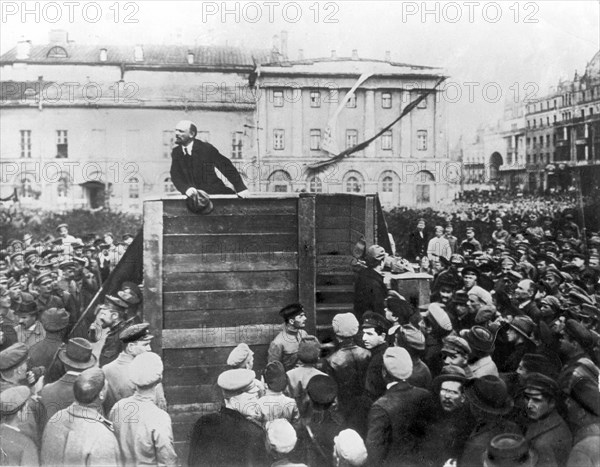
[366,347,432,466]
[110,352,178,466]
[188,368,269,467]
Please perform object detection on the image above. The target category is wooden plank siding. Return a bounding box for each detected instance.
[143,194,383,461]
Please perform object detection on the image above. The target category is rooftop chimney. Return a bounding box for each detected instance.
[352,49,358,60]
[280,30,288,60]
[16,38,32,60]
[298,49,304,60]
[99,48,107,62]
[187,51,194,65]
[49,29,68,43]
[331,50,337,59]
[385,50,391,62]
[272,34,279,52]
[134,45,144,62]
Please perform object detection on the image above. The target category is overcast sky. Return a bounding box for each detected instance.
[2,1,599,142]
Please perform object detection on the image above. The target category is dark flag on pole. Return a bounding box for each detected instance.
[306,77,446,175]
[70,229,144,338]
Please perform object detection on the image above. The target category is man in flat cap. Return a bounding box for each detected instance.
[522,372,572,466]
[333,429,368,467]
[362,312,390,402]
[102,322,167,413]
[14,298,45,349]
[395,324,432,389]
[565,378,600,467]
[268,303,309,371]
[324,312,371,436]
[265,419,304,466]
[420,365,473,466]
[365,347,432,466]
[188,368,269,467]
[39,337,97,427]
[110,352,178,466]
[286,336,326,416]
[41,368,121,466]
[0,386,39,466]
[354,245,388,319]
[557,319,599,393]
[28,307,69,374]
[441,335,473,378]
[0,343,42,444]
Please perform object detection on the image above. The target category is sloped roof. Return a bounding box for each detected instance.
[0,43,272,68]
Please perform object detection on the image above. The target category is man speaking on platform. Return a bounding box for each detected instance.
[170,120,249,201]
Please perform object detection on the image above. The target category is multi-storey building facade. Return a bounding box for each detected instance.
[498,50,600,194]
[1,32,454,211]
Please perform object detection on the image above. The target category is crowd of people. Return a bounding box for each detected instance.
[1,201,600,466]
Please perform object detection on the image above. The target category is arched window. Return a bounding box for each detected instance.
[47,46,68,58]
[57,175,70,198]
[381,176,393,192]
[346,176,360,193]
[415,170,435,204]
[268,170,292,192]
[128,177,140,199]
[163,177,176,193]
[308,176,322,193]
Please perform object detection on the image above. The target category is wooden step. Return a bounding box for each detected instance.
[317,272,355,286]
[316,284,354,304]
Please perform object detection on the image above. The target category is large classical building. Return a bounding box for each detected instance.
[0,31,454,211]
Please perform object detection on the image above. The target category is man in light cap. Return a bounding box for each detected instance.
[395,324,432,389]
[265,419,306,466]
[0,385,39,465]
[268,303,308,371]
[169,119,249,198]
[110,352,177,466]
[325,312,371,435]
[41,368,121,466]
[102,322,167,413]
[227,342,265,398]
[333,429,368,467]
[366,346,433,466]
[188,368,269,466]
[354,244,388,319]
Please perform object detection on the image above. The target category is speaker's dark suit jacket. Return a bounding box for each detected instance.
[170,139,247,195]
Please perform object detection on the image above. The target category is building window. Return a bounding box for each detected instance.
[417,96,427,109]
[346,93,357,108]
[273,90,284,107]
[553,115,557,123]
[591,107,594,116]
[346,130,358,149]
[57,175,69,198]
[163,177,176,193]
[20,130,31,158]
[310,129,321,150]
[268,170,292,192]
[381,130,392,150]
[308,176,322,193]
[20,177,34,199]
[198,131,210,142]
[417,130,427,151]
[310,90,321,107]
[128,177,140,199]
[56,130,68,158]
[162,130,174,158]
[346,176,360,193]
[546,135,550,147]
[382,92,392,109]
[47,46,68,58]
[273,129,285,150]
[381,176,393,192]
[231,131,243,159]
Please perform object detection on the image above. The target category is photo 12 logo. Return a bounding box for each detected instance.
[1,2,140,24]
[201,1,340,23]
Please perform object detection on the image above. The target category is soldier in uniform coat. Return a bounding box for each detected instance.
[268,303,309,371]
[188,368,269,467]
[0,386,39,466]
[110,352,178,466]
[95,304,129,367]
[28,307,69,372]
[41,368,121,466]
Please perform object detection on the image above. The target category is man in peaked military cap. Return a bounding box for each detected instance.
[110,352,178,466]
[268,303,309,371]
[41,368,121,466]
[102,322,167,413]
[0,386,39,465]
[188,368,270,467]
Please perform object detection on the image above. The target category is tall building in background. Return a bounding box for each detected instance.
[0,31,454,212]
